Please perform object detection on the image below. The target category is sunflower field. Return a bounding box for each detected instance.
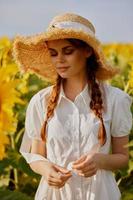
[0,36,132,200]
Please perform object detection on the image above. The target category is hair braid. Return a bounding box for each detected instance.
[41,75,62,142]
[88,68,106,146]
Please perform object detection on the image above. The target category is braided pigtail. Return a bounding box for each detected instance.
[41,75,62,142]
[88,67,106,146]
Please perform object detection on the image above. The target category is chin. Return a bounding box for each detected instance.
[58,73,69,79]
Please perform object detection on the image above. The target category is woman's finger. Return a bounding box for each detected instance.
[47,175,63,185]
[79,163,97,173]
[50,170,62,180]
[79,168,97,177]
[72,160,88,170]
[48,180,65,188]
[54,164,71,174]
[49,171,71,183]
[59,173,72,181]
[73,155,86,165]
[73,157,93,170]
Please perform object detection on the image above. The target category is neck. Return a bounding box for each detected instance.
[64,68,88,88]
[64,77,87,90]
[62,75,88,101]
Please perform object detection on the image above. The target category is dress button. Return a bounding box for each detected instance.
[74,109,79,114]
[73,127,79,133]
[75,188,81,200]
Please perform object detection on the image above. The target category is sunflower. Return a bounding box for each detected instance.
[0,67,25,159]
[0,37,28,159]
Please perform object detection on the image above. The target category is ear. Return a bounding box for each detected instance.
[84,46,93,58]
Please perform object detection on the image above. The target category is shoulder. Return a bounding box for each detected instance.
[27,85,54,110]
[102,82,132,105]
[102,83,133,136]
[29,85,53,102]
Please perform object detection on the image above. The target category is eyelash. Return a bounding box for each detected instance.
[50,50,74,57]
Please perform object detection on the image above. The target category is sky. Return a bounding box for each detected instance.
[0,0,133,43]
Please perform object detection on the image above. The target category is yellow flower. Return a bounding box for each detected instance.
[128,62,133,89]
[0,36,29,159]
[0,37,11,48]
[0,68,26,131]
[0,132,9,160]
[103,43,133,68]
[0,37,12,68]
[0,73,23,159]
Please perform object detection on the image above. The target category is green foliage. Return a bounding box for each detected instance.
[103,43,133,200]
[0,188,33,200]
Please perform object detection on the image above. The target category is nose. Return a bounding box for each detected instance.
[57,53,66,63]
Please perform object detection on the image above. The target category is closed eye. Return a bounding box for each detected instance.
[48,46,75,57]
[49,49,57,56]
[64,49,74,55]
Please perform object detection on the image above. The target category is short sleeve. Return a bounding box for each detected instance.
[19,93,49,164]
[110,89,132,137]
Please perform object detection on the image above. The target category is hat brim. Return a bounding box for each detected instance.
[13,28,118,83]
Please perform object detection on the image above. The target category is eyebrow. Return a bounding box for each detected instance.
[48,45,74,51]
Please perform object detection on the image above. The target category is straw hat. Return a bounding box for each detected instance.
[13,13,118,83]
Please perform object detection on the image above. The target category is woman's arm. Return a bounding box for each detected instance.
[29,139,49,175]
[72,135,129,177]
[96,135,129,171]
[28,139,72,188]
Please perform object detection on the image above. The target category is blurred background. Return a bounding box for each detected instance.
[0,0,133,199]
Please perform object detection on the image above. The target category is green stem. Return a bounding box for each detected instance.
[124,82,129,93]
[10,134,18,189]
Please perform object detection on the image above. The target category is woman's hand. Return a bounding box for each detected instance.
[72,153,99,177]
[43,162,72,189]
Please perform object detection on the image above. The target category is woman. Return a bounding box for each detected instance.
[13,13,132,200]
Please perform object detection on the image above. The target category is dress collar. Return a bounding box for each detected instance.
[57,81,91,107]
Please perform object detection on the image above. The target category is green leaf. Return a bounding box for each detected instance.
[0,158,10,175]
[0,188,33,200]
[121,186,133,200]
[18,157,40,179]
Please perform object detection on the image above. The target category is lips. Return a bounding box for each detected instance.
[57,66,70,70]
[57,66,69,69]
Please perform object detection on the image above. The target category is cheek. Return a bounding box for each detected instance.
[67,53,81,64]
[50,57,57,65]
[68,54,86,69]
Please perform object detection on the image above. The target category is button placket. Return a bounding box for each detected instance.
[72,106,80,158]
[76,186,82,199]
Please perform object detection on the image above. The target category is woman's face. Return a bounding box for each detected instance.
[47,39,92,79]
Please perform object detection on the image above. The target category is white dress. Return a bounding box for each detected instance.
[20,82,132,200]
